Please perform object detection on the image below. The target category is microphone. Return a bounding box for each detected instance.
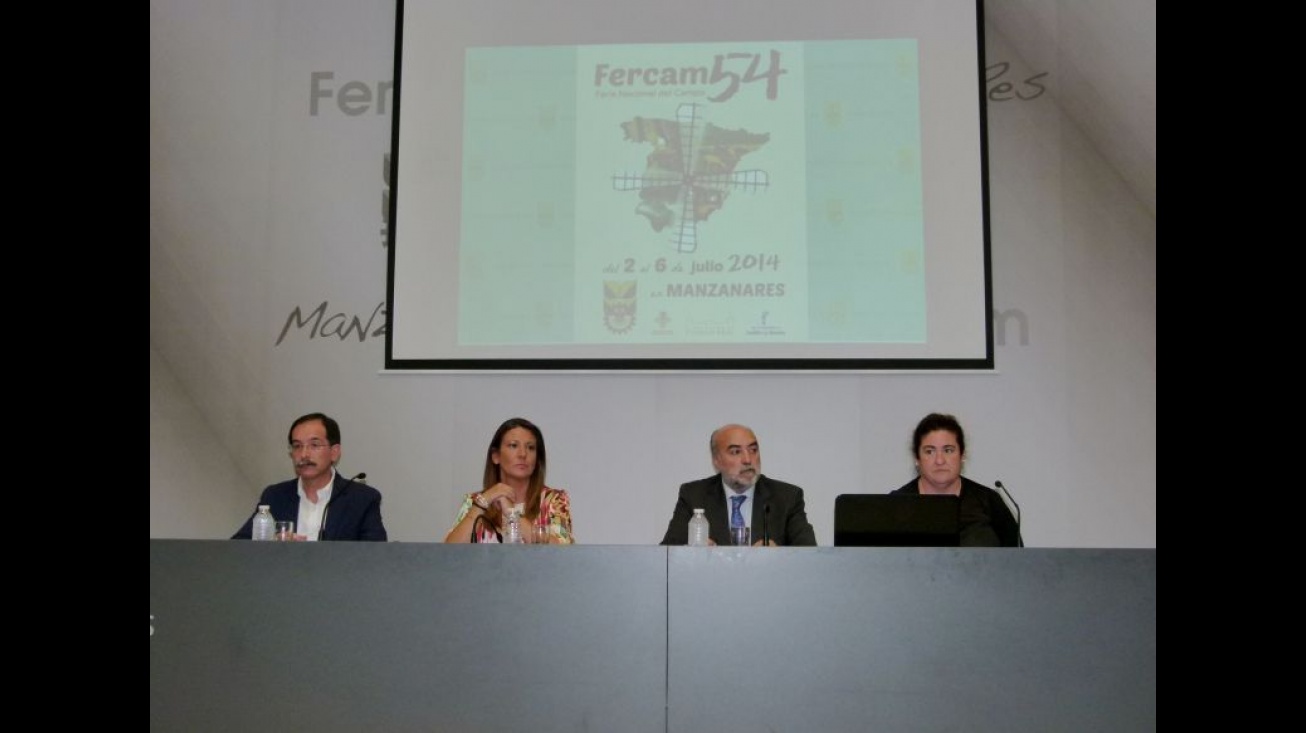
[762,503,772,546]
[994,480,1024,547]
[319,471,366,541]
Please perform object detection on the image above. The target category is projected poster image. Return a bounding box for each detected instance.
[458,40,925,347]
[459,46,579,346]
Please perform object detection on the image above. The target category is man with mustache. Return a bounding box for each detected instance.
[231,412,388,541]
[660,423,816,546]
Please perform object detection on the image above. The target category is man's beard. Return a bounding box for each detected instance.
[726,470,757,491]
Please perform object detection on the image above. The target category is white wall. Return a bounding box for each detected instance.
[149,0,1156,547]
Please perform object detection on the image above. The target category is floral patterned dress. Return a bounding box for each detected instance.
[452,487,575,544]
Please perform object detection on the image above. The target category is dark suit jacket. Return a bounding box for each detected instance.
[660,474,817,546]
[232,472,388,541]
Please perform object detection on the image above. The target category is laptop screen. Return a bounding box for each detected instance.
[833,494,961,547]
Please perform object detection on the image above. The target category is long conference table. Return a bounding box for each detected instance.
[150,541,1155,732]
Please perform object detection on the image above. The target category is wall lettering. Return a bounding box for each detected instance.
[993,307,1029,346]
[985,63,1048,102]
[275,301,388,345]
[309,71,393,116]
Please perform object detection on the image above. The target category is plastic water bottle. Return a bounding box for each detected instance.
[505,508,524,544]
[688,508,710,546]
[251,505,275,541]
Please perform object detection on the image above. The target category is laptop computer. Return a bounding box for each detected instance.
[833,494,961,547]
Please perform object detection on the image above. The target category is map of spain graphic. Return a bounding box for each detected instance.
[612,103,770,253]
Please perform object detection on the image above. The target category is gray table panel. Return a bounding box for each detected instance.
[666,547,1155,733]
[151,541,669,732]
[152,542,1155,733]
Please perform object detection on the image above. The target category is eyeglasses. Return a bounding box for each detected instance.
[288,441,332,454]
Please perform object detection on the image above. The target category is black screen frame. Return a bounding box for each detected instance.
[384,0,994,372]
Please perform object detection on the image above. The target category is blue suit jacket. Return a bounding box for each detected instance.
[660,474,817,546]
[232,472,388,541]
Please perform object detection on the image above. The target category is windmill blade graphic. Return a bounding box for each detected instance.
[611,172,680,191]
[671,104,702,253]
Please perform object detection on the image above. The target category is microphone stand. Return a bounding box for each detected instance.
[994,480,1024,547]
[319,471,366,541]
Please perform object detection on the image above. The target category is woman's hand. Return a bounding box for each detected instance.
[481,482,516,512]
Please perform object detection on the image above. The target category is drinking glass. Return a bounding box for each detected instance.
[533,521,552,545]
[275,520,296,541]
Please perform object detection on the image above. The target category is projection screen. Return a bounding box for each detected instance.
[386,0,992,370]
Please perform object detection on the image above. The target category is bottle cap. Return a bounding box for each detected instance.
[258,504,270,511]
